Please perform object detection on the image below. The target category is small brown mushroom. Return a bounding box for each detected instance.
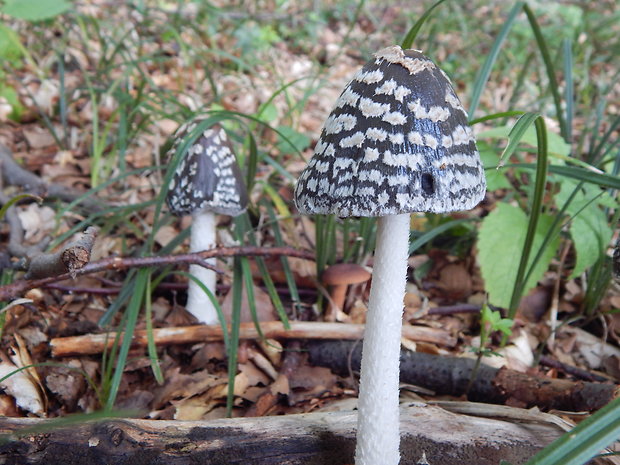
[322,263,371,322]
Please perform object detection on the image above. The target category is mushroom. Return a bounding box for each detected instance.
[294,46,486,465]
[166,119,248,324]
[322,263,371,321]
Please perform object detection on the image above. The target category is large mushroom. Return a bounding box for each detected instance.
[166,119,248,324]
[294,46,486,464]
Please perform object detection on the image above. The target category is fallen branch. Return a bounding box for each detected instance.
[49,321,456,357]
[23,227,98,279]
[308,340,620,412]
[0,143,102,212]
[0,246,315,301]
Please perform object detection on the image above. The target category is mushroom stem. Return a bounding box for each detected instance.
[187,211,218,324]
[355,213,410,465]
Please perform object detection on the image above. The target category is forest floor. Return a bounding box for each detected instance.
[0,1,618,453]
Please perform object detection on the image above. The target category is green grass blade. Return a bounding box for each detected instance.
[104,268,149,410]
[144,276,164,385]
[245,130,258,195]
[525,397,620,465]
[409,218,474,254]
[99,270,136,326]
[226,256,243,417]
[507,116,549,320]
[237,212,289,329]
[590,114,620,165]
[523,3,567,138]
[264,201,301,316]
[562,39,573,144]
[469,110,525,126]
[509,164,620,190]
[499,112,540,164]
[401,0,448,50]
[0,194,41,220]
[176,271,228,349]
[468,1,524,118]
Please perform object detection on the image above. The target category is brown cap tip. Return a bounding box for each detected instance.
[322,263,371,286]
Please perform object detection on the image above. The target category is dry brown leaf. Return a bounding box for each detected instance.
[257,338,282,367]
[153,224,179,249]
[238,362,270,387]
[154,368,222,407]
[23,126,55,149]
[173,394,219,421]
[16,204,56,242]
[0,360,44,416]
[270,373,290,397]
[220,282,275,323]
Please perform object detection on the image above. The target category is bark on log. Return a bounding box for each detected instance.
[0,403,566,465]
[308,340,620,412]
[49,321,456,357]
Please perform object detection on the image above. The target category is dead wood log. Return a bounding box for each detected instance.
[0,403,566,465]
[49,321,456,357]
[308,340,620,412]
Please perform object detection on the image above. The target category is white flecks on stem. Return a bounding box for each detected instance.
[186,210,218,324]
[355,213,410,465]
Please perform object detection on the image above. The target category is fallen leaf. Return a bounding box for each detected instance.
[0,360,44,416]
[221,282,275,323]
[17,204,56,242]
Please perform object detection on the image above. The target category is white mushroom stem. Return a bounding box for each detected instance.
[355,213,410,465]
[186,211,218,324]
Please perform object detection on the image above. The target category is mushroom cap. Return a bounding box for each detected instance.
[322,263,371,286]
[166,119,248,217]
[294,46,486,217]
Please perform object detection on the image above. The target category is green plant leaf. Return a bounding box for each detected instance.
[557,179,613,278]
[1,0,72,21]
[0,85,24,121]
[276,126,310,155]
[478,142,511,191]
[478,203,560,308]
[400,0,448,50]
[0,24,24,64]
[478,124,570,157]
[256,102,278,123]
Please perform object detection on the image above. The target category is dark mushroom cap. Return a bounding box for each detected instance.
[166,120,248,216]
[294,46,486,217]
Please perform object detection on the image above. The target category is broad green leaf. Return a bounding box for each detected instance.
[478,142,511,191]
[276,125,310,155]
[478,125,570,157]
[557,179,613,278]
[0,24,23,64]
[478,203,560,308]
[1,0,72,21]
[256,102,278,123]
[0,85,24,121]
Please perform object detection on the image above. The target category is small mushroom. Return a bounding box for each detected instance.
[294,46,486,465]
[166,119,248,324]
[322,263,371,321]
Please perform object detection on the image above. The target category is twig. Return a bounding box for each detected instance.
[0,246,315,301]
[23,227,99,279]
[0,143,103,212]
[0,191,49,258]
[427,304,481,316]
[49,321,456,357]
[539,355,610,383]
